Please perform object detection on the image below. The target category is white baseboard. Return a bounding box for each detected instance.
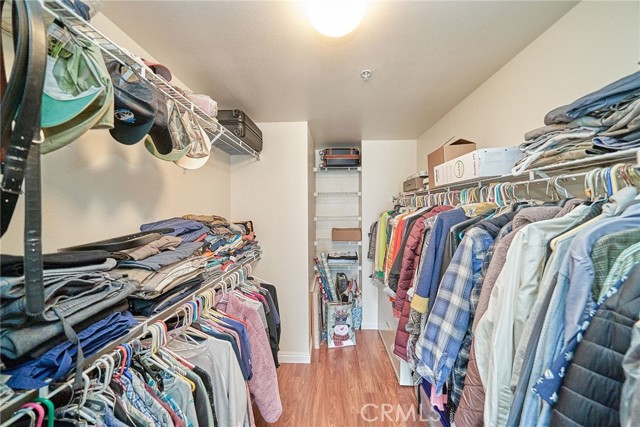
[279,351,311,364]
[361,321,380,330]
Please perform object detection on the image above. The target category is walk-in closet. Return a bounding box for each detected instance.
[1,1,639,426]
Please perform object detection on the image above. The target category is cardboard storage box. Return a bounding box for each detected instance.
[403,177,424,192]
[332,228,362,241]
[427,138,476,187]
[433,147,523,187]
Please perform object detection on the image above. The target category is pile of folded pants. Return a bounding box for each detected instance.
[514,70,640,174]
[122,215,261,314]
[0,213,262,395]
[0,251,138,385]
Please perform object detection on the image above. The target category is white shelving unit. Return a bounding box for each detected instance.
[314,191,362,197]
[312,149,363,348]
[314,239,362,246]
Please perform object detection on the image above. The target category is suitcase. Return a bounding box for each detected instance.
[217,109,263,153]
[320,148,360,168]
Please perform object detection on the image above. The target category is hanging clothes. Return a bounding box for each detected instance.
[216,291,283,424]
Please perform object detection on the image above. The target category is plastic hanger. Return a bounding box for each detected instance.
[33,398,54,427]
[20,403,44,427]
[143,324,190,386]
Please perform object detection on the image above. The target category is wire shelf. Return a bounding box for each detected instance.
[314,216,361,221]
[324,263,361,270]
[401,148,640,198]
[314,192,361,197]
[41,0,260,160]
[314,167,361,173]
[0,253,261,423]
[314,239,362,246]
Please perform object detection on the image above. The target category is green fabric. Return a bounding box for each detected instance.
[598,241,640,301]
[42,36,113,154]
[42,27,104,128]
[376,211,391,277]
[591,228,640,297]
[591,228,640,300]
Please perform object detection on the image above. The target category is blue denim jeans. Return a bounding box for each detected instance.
[0,280,137,358]
[4,310,136,389]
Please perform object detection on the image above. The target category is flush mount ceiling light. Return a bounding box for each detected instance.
[308,0,366,38]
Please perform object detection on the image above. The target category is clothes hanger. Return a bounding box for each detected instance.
[553,175,574,200]
[14,406,37,427]
[584,168,600,201]
[112,345,129,381]
[609,163,621,194]
[33,398,54,427]
[90,357,111,395]
[550,167,611,250]
[20,403,44,427]
[597,168,609,199]
[169,306,207,344]
[143,324,189,385]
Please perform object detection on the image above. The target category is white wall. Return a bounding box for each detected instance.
[417,0,640,164]
[2,13,231,253]
[230,122,312,362]
[361,140,417,330]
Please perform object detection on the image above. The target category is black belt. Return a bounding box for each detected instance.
[1,0,47,317]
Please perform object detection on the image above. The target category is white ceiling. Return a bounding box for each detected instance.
[102,1,577,146]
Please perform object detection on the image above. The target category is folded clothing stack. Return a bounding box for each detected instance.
[0,213,260,391]
[0,251,137,389]
[0,251,137,361]
[514,70,640,173]
[327,252,359,264]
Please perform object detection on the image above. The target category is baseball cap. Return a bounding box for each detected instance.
[174,113,212,169]
[142,59,172,82]
[141,94,173,155]
[144,103,190,161]
[107,60,157,145]
[41,25,114,154]
[41,23,103,128]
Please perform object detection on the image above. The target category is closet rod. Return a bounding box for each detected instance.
[395,162,640,206]
[401,148,640,199]
[39,0,261,160]
[0,253,261,422]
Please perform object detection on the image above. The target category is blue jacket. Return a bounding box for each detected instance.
[411,208,468,314]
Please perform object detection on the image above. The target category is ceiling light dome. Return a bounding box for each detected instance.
[308,0,366,38]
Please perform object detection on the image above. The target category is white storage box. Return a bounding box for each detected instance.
[433,147,523,187]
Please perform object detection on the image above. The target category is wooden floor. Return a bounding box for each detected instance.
[254,330,423,427]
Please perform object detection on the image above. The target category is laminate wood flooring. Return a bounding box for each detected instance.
[254,330,424,427]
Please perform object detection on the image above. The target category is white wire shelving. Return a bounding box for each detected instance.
[314,239,362,246]
[314,191,362,197]
[41,0,260,160]
[313,166,361,173]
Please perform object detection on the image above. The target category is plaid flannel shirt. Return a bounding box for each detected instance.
[121,371,173,427]
[416,227,494,395]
